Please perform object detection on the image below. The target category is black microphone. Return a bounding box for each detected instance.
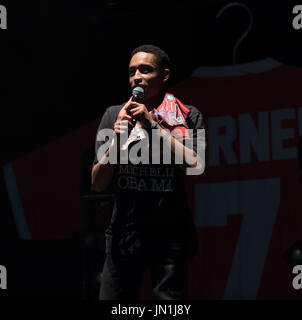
[130,87,145,126]
[132,86,144,102]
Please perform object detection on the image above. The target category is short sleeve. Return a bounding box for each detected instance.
[186,106,206,154]
[185,106,206,175]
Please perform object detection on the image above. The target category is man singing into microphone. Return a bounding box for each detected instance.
[91,44,206,300]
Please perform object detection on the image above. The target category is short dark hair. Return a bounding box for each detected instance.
[131,44,171,70]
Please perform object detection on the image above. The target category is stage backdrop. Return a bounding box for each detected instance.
[3,58,302,299]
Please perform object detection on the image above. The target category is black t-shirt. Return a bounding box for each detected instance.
[93,103,205,259]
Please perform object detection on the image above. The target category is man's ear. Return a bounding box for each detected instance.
[163,68,170,83]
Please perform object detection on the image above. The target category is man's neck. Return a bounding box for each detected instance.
[143,92,166,111]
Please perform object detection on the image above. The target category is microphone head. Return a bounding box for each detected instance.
[132,86,144,102]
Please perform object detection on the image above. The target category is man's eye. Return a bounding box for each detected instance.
[140,66,152,73]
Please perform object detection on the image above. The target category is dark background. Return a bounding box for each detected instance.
[0,0,301,299]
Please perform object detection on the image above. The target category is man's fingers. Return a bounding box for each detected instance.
[129,106,141,115]
[120,115,135,128]
[124,98,134,111]
[128,101,142,110]
[114,120,133,132]
[129,106,137,112]
[121,114,133,121]
[130,108,143,118]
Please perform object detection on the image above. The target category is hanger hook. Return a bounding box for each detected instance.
[216,2,254,64]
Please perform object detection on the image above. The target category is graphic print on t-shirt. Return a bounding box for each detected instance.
[117,164,175,192]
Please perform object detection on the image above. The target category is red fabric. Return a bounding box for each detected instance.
[151,92,191,142]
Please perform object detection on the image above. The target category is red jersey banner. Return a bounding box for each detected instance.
[171,58,302,299]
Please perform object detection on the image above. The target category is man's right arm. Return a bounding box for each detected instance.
[91,100,134,192]
[91,138,118,192]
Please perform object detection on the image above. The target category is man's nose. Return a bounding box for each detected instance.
[133,70,142,83]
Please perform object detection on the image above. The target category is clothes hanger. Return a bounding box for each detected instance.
[216,2,254,65]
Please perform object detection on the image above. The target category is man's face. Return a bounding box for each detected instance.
[129,52,169,104]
